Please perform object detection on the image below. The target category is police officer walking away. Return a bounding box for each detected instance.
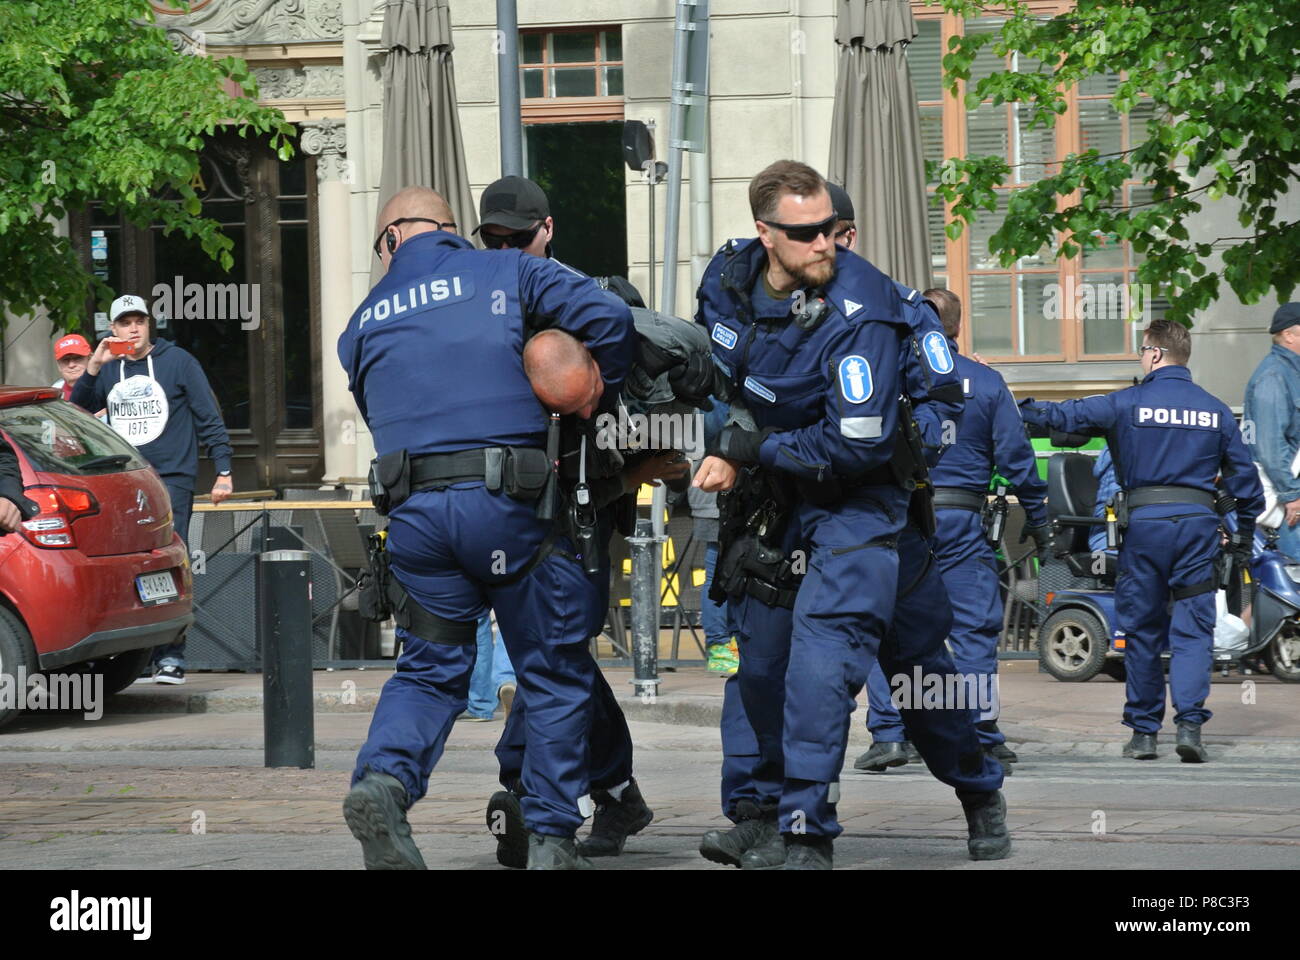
[857,288,1051,774]
[694,161,1008,869]
[340,186,636,869]
[1019,320,1263,762]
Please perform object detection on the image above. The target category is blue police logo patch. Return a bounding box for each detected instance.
[838,355,873,404]
[743,377,776,404]
[922,331,954,374]
[711,323,738,350]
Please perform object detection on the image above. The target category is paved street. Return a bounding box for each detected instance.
[1,663,1297,870]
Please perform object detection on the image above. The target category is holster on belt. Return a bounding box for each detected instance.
[712,465,800,608]
[357,530,394,622]
[368,449,410,517]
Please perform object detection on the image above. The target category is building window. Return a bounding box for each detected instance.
[520,28,623,124]
[910,5,1164,363]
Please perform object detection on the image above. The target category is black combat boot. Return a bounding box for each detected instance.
[781,834,834,870]
[1175,723,1209,763]
[343,772,427,870]
[1123,731,1158,760]
[486,789,528,869]
[526,834,593,870]
[579,778,654,857]
[958,789,1012,861]
[699,799,778,867]
[977,720,1019,763]
[853,740,909,772]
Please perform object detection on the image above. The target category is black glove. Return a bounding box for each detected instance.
[666,351,716,406]
[636,338,679,379]
[1228,525,1254,565]
[1019,522,1054,559]
[710,425,772,464]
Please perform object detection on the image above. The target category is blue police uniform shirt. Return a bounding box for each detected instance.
[893,284,964,466]
[696,238,961,483]
[338,231,636,457]
[930,339,1048,526]
[1019,365,1264,522]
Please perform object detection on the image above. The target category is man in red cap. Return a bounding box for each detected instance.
[52,334,92,402]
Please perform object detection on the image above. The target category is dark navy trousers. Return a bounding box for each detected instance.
[866,507,1004,746]
[494,508,635,795]
[1115,504,1220,733]
[351,484,601,838]
[723,490,1003,838]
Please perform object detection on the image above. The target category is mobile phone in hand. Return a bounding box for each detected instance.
[107,339,134,356]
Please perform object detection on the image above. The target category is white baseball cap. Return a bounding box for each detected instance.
[110,294,150,323]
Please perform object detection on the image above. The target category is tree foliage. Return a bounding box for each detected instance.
[0,0,294,330]
[929,0,1300,324]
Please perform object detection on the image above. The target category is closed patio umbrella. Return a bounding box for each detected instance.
[373,0,477,283]
[828,0,933,292]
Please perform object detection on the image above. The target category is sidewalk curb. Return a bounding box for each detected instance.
[65,687,1300,758]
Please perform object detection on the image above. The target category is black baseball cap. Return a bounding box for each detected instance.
[474,176,550,233]
[1270,302,1300,334]
[827,181,855,222]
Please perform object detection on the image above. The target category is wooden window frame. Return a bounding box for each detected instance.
[520,27,624,125]
[914,1,1151,365]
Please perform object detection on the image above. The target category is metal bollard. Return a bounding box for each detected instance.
[258,549,315,768]
[626,517,662,701]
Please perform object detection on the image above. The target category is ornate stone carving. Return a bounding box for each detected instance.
[152,0,344,44]
[252,65,345,100]
[301,119,349,182]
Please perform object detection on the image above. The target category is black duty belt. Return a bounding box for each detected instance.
[932,487,987,512]
[409,447,541,492]
[1125,485,1217,510]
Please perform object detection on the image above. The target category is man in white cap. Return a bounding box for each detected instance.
[71,294,235,684]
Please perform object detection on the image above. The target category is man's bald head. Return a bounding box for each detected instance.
[374,187,456,271]
[524,329,604,419]
[376,186,455,231]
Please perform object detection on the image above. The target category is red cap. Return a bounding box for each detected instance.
[54,334,92,360]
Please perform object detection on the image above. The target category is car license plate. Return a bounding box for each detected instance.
[136,571,178,605]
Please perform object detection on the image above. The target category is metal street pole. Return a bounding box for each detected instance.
[496,0,523,177]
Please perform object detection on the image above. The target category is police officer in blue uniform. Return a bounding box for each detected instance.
[693,161,1008,869]
[1018,319,1263,762]
[857,288,1051,774]
[339,187,636,869]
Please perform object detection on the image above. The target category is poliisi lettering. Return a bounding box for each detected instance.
[359,276,468,328]
[1136,407,1219,428]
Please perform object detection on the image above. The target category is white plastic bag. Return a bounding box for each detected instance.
[1213,590,1251,656]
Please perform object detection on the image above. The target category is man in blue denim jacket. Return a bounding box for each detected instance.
[1243,303,1300,561]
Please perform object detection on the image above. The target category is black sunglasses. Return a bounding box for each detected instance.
[761,213,839,243]
[372,217,456,259]
[481,223,542,250]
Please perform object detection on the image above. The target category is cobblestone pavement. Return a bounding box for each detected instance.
[1,664,1296,869]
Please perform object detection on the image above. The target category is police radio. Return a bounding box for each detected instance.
[570,434,601,576]
[793,289,828,330]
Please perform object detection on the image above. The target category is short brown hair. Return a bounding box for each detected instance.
[749,161,826,223]
[1142,319,1191,364]
[923,287,962,339]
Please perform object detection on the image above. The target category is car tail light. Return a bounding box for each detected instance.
[20,485,100,549]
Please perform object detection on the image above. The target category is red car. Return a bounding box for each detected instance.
[0,386,192,727]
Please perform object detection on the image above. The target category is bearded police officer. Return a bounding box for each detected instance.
[340,186,636,870]
[1018,320,1263,761]
[857,288,1051,774]
[694,161,1008,869]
